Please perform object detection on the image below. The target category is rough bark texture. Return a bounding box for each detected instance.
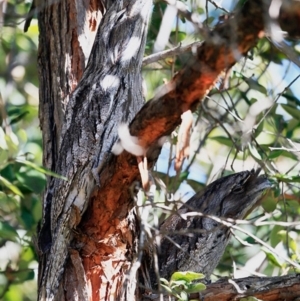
[36,0,300,300]
[38,0,104,171]
[141,274,300,301]
[38,0,151,299]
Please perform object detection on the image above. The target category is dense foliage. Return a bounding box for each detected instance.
[0,1,41,299]
[1,0,300,299]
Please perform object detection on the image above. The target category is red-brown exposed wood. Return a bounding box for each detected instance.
[80,153,139,299]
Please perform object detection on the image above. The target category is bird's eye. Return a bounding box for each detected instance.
[232,184,244,194]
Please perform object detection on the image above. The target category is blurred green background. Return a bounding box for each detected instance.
[1,0,41,299]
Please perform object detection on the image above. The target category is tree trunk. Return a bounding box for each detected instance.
[36,0,300,300]
[38,0,152,299]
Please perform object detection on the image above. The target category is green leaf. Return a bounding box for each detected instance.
[268,150,283,159]
[179,291,188,301]
[19,246,35,263]
[170,31,186,43]
[0,221,19,241]
[186,179,205,192]
[289,238,298,254]
[270,225,284,247]
[248,143,262,161]
[16,168,46,194]
[20,207,35,229]
[185,282,206,293]
[244,78,267,94]
[0,175,23,196]
[274,174,300,183]
[254,118,264,137]
[286,118,300,135]
[203,16,214,25]
[160,278,169,285]
[281,104,300,119]
[16,159,67,179]
[262,248,282,268]
[9,111,29,125]
[13,269,35,283]
[5,131,19,155]
[0,149,8,164]
[171,280,188,292]
[160,284,173,294]
[170,271,205,282]
[180,171,189,181]
[245,236,256,245]
[209,136,233,147]
[0,191,7,201]
[31,195,42,222]
[0,127,8,149]
[261,191,277,213]
[282,93,300,106]
[277,230,298,254]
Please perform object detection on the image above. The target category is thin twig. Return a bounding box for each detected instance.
[142,41,203,66]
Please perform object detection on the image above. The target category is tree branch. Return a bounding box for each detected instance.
[141,274,300,301]
[131,0,265,143]
[142,41,203,66]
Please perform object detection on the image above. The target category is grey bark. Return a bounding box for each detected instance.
[37,0,152,299]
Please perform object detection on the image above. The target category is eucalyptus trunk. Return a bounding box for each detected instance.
[36,0,300,300]
[38,0,151,299]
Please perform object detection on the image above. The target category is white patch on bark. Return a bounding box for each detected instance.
[158,136,168,146]
[113,123,145,156]
[112,141,124,155]
[64,186,87,212]
[121,37,141,62]
[100,75,120,91]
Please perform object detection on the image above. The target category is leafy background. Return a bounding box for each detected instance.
[1,0,300,299]
[1,0,41,299]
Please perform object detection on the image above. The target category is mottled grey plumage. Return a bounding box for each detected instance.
[149,169,271,285]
